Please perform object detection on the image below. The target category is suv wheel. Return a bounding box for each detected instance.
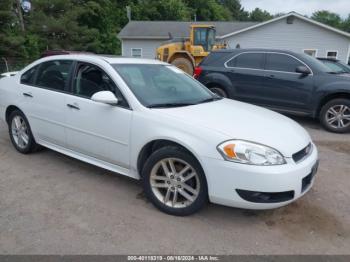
[209,87,228,98]
[142,146,208,216]
[8,110,40,154]
[320,98,350,133]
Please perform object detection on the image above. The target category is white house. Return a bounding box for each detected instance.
[118,12,350,63]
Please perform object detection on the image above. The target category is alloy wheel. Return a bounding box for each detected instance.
[150,158,200,208]
[326,105,350,129]
[11,116,29,149]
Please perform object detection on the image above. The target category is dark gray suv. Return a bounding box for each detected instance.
[195,48,350,133]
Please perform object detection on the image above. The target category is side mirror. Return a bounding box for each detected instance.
[91,91,119,105]
[296,66,311,75]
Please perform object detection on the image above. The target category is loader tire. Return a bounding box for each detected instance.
[171,58,194,75]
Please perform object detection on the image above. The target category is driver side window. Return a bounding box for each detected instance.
[73,63,128,107]
[265,53,304,73]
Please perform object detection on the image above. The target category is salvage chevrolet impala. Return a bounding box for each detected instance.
[0,55,319,215]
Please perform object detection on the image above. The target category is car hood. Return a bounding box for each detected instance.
[153,99,311,157]
[336,73,350,77]
[326,72,350,78]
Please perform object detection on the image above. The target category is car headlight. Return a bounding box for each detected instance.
[217,140,286,165]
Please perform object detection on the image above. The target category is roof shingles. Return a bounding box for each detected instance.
[118,21,259,39]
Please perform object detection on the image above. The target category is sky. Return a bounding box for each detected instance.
[241,0,350,18]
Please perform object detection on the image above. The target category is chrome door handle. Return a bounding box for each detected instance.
[67,103,80,110]
[23,92,33,98]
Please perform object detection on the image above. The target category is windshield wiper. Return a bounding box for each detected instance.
[147,102,195,108]
[328,71,345,74]
[148,97,222,108]
[197,96,223,104]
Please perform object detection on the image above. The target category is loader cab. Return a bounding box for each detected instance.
[191,25,216,52]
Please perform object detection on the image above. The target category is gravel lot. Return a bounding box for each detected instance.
[0,116,349,255]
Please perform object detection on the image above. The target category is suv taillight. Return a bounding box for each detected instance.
[193,66,203,79]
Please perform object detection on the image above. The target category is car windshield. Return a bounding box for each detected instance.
[113,64,220,108]
[321,60,348,74]
[338,61,350,72]
[298,53,334,73]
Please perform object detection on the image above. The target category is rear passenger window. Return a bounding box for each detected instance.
[266,53,303,73]
[21,66,38,85]
[35,60,73,91]
[227,53,264,69]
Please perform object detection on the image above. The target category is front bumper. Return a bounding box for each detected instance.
[201,144,318,209]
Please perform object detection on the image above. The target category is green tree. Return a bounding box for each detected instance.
[26,0,98,52]
[249,8,273,22]
[0,0,14,30]
[341,14,350,32]
[0,0,21,57]
[78,0,121,53]
[311,10,342,28]
[130,0,191,21]
[221,0,249,21]
[184,0,232,21]
[4,0,348,68]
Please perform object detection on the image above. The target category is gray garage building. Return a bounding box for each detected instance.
[118,12,350,63]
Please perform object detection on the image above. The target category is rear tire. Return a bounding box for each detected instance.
[8,110,41,154]
[209,87,228,98]
[171,58,194,75]
[142,146,208,216]
[320,98,350,133]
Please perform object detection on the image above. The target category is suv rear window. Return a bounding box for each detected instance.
[227,53,264,69]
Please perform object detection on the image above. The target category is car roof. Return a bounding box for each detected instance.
[212,48,300,55]
[38,54,168,65]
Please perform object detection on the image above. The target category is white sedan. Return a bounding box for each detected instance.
[0,55,319,215]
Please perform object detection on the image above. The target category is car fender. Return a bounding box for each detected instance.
[129,112,229,189]
[201,72,235,97]
[317,78,350,93]
[312,80,350,116]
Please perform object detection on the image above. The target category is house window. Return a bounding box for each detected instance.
[131,48,142,58]
[327,51,338,59]
[304,49,317,57]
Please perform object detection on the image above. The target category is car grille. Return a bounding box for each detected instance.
[293,143,312,163]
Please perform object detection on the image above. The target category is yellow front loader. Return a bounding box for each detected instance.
[156,25,225,75]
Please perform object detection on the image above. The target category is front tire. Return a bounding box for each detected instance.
[8,110,40,154]
[142,146,208,216]
[320,98,350,133]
